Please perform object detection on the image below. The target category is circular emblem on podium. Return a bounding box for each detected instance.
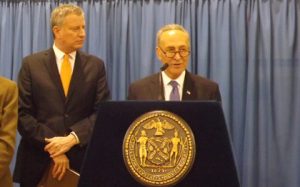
[123,110,196,186]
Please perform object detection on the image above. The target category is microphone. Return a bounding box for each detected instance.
[160,63,169,71]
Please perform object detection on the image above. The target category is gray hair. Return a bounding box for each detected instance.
[156,24,190,47]
[51,4,84,29]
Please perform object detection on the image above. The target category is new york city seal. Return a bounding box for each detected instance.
[123,110,196,186]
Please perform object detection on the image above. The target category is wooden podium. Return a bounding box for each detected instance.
[79,101,240,187]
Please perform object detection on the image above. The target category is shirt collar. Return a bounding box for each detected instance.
[53,44,76,60]
[162,70,186,87]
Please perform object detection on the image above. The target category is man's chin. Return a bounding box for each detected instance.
[74,44,84,49]
[167,69,184,79]
[171,68,184,74]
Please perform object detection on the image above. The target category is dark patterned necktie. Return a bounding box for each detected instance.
[169,80,180,101]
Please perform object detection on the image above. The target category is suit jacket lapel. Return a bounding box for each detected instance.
[43,48,66,101]
[67,51,83,101]
[182,71,197,100]
[149,73,165,100]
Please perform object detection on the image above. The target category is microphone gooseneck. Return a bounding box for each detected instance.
[160,63,169,71]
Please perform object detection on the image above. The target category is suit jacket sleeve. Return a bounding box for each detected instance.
[0,81,18,178]
[18,59,57,147]
[69,59,110,146]
[213,85,222,102]
[127,84,136,100]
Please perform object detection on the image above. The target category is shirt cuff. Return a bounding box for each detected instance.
[70,131,80,144]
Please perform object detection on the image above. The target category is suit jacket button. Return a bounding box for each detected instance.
[64,114,69,118]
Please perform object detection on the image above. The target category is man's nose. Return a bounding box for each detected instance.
[79,28,86,37]
[174,52,181,60]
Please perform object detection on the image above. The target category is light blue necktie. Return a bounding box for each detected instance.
[169,80,180,101]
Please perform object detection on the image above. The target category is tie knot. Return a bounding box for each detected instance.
[64,54,69,61]
[169,80,178,88]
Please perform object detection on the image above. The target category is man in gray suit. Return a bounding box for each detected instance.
[13,4,110,187]
[128,24,221,101]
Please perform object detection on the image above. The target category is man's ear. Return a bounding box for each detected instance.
[156,47,162,61]
[52,26,60,39]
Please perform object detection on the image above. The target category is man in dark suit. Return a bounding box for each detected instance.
[128,24,221,101]
[13,4,110,186]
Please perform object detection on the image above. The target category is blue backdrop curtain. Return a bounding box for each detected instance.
[1,0,300,187]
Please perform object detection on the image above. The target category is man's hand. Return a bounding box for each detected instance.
[44,134,77,157]
[52,154,69,181]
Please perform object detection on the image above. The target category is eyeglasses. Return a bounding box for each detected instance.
[159,47,190,58]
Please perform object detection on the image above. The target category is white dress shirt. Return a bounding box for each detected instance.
[161,70,186,101]
[53,44,76,74]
